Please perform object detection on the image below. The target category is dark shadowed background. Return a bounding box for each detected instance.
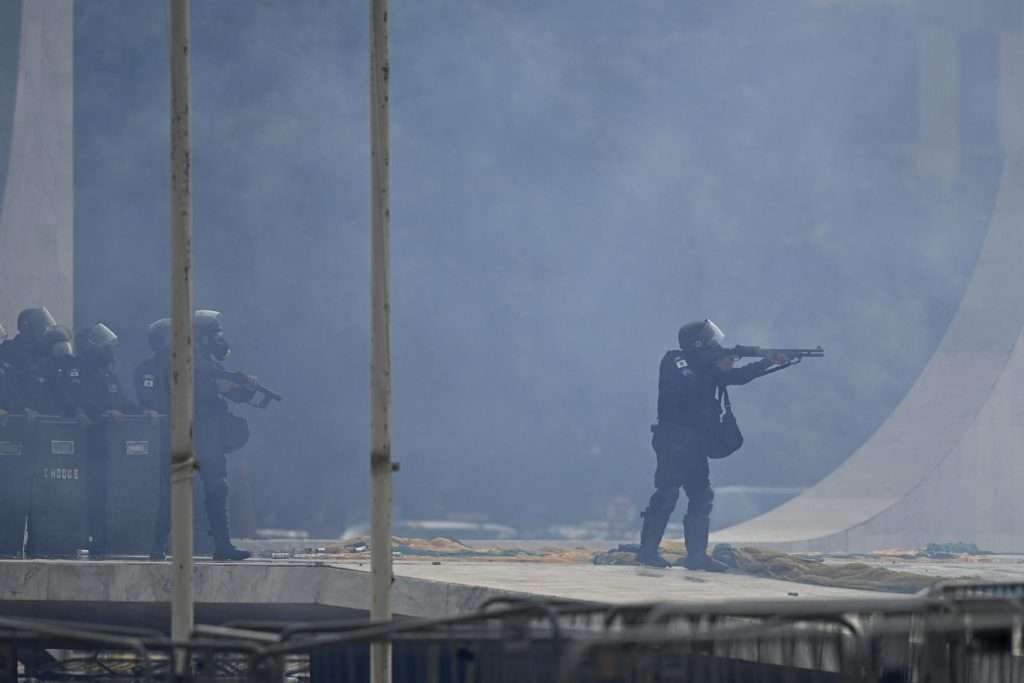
[72,1,997,537]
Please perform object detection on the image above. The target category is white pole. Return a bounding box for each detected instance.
[169,0,196,649]
[369,0,393,681]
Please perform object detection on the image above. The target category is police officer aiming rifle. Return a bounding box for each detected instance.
[638,319,823,570]
[146,310,281,561]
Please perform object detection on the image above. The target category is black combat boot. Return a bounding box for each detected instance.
[212,532,251,561]
[208,498,251,561]
[680,515,727,572]
[637,507,672,568]
[213,543,251,562]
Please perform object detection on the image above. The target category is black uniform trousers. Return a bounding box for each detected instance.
[152,413,231,549]
[648,423,713,519]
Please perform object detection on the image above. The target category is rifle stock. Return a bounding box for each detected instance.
[218,369,283,408]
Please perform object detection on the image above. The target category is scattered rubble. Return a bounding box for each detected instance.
[268,536,994,593]
[591,542,980,593]
[323,536,593,563]
[710,545,945,594]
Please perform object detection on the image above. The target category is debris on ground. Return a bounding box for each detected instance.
[284,536,990,591]
[710,544,946,594]
[593,542,688,566]
[922,542,991,558]
[592,542,954,593]
[323,537,593,563]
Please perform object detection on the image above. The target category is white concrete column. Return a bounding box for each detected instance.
[0,0,74,329]
[369,0,393,681]
[169,0,196,648]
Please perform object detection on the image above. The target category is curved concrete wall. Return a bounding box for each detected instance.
[0,0,73,331]
[0,1,21,209]
[715,24,1024,552]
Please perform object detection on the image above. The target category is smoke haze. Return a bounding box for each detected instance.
[72,1,996,536]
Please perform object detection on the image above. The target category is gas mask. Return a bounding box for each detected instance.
[209,331,231,361]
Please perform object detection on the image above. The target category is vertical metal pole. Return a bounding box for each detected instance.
[369,0,392,681]
[169,0,196,649]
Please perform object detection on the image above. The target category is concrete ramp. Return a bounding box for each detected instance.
[0,559,890,631]
[714,27,1024,553]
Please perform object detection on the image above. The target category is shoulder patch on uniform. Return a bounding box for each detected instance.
[674,357,694,377]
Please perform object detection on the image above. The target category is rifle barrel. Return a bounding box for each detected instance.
[728,345,824,358]
[255,383,283,402]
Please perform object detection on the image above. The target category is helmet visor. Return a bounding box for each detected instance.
[194,309,223,332]
[699,319,725,348]
[87,323,118,348]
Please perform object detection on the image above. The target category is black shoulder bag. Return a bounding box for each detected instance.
[709,386,744,460]
[220,412,251,454]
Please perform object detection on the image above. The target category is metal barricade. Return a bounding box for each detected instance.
[1,581,1024,681]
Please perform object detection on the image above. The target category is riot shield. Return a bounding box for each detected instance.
[26,416,87,557]
[98,415,162,555]
[0,415,29,556]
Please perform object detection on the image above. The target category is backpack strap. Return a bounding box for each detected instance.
[718,385,733,415]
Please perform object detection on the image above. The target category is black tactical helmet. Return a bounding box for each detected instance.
[148,318,171,352]
[678,319,725,353]
[43,325,74,358]
[17,307,56,342]
[194,309,230,361]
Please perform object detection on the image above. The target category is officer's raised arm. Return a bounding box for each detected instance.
[719,355,779,386]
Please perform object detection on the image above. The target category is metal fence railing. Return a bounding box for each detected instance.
[3,581,1024,682]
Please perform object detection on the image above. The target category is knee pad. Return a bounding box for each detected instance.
[648,487,680,516]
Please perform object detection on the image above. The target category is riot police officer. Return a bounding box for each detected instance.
[0,307,57,411]
[136,319,174,561]
[0,308,56,368]
[26,324,77,416]
[73,323,137,419]
[193,310,251,561]
[74,323,139,556]
[135,319,170,415]
[638,320,789,570]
